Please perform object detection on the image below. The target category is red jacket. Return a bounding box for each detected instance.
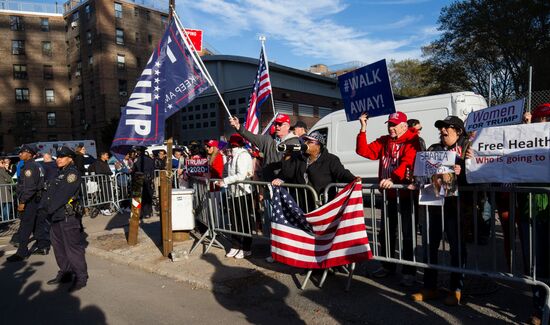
[209,153,224,192]
[356,127,420,183]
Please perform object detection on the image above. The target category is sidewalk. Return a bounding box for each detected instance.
[82,212,300,294]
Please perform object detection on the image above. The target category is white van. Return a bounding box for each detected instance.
[29,140,98,159]
[309,91,488,181]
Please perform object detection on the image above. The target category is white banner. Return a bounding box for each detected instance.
[466,123,550,183]
[464,98,525,132]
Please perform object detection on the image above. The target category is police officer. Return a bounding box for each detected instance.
[132,146,155,218]
[7,145,45,262]
[44,146,88,292]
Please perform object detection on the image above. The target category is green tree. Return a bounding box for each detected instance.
[423,0,550,103]
[388,59,439,97]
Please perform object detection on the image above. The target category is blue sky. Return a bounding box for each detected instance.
[175,0,453,69]
[34,0,453,70]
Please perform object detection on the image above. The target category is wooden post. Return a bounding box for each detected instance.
[160,138,173,257]
[127,173,143,245]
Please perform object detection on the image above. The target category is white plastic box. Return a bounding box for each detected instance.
[171,189,195,230]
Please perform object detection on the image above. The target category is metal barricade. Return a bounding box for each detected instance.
[0,183,17,223]
[113,172,131,209]
[323,182,550,322]
[80,174,116,209]
[189,177,320,254]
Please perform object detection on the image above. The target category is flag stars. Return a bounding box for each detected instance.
[154,94,160,100]
[167,104,173,110]
[154,69,160,76]
[154,78,160,84]
[154,86,160,92]
[155,61,161,68]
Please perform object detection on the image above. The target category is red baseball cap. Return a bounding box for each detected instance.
[229,133,245,147]
[274,114,290,125]
[532,103,550,118]
[205,139,219,148]
[385,111,408,125]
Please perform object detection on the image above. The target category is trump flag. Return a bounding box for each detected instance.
[271,180,372,269]
[111,18,210,157]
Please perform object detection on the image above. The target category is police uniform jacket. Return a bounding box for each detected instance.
[43,164,82,222]
[16,159,45,204]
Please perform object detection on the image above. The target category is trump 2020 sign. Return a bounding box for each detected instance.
[338,59,396,122]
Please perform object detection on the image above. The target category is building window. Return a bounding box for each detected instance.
[209,112,215,118]
[210,103,216,109]
[118,79,128,96]
[135,32,140,43]
[182,116,187,121]
[48,134,57,141]
[40,18,49,32]
[72,11,79,22]
[189,106,194,112]
[202,104,208,110]
[229,109,236,115]
[189,124,194,129]
[145,11,150,20]
[238,97,246,104]
[229,99,236,105]
[85,4,92,18]
[75,36,80,49]
[210,121,216,127]
[318,107,332,118]
[76,61,82,77]
[116,29,124,45]
[203,122,208,127]
[196,123,200,128]
[117,54,125,70]
[12,40,25,55]
[195,114,200,119]
[134,8,139,16]
[16,112,31,128]
[202,113,208,118]
[189,115,194,121]
[15,88,30,102]
[13,64,27,79]
[45,89,55,103]
[44,65,54,79]
[114,3,122,18]
[42,41,52,56]
[86,30,92,44]
[10,16,24,31]
[148,34,152,44]
[88,56,93,67]
[47,112,56,127]
[298,104,314,117]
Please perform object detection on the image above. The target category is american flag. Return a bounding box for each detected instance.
[245,47,272,134]
[271,180,372,269]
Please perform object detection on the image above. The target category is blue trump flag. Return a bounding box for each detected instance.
[338,59,395,122]
[111,18,211,158]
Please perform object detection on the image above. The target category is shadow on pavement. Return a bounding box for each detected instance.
[202,253,307,325]
[0,258,106,324]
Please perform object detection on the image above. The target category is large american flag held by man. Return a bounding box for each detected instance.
[271,180,372,269]
[245,47,272,134]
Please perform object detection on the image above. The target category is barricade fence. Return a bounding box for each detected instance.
[0,183,17,224]
[322,182,549,322]
[188,177,319,254]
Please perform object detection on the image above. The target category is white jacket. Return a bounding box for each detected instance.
[223,147,253,197]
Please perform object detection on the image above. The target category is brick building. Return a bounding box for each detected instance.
[0,8,71,153]
[0,0,168,154]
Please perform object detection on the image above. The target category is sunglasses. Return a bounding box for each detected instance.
[274,122,283,127]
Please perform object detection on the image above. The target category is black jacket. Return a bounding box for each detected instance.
[42,164,82,222]
[88,160,113,175]
[427,136,470,185]
[74,154,86,174]
[278,148,356,197]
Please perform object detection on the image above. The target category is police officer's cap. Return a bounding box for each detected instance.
[19,145,37,155]
[57,146,76,158]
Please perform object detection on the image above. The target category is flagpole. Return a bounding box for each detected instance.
[171,9,233,118]
[260,36,277,117]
